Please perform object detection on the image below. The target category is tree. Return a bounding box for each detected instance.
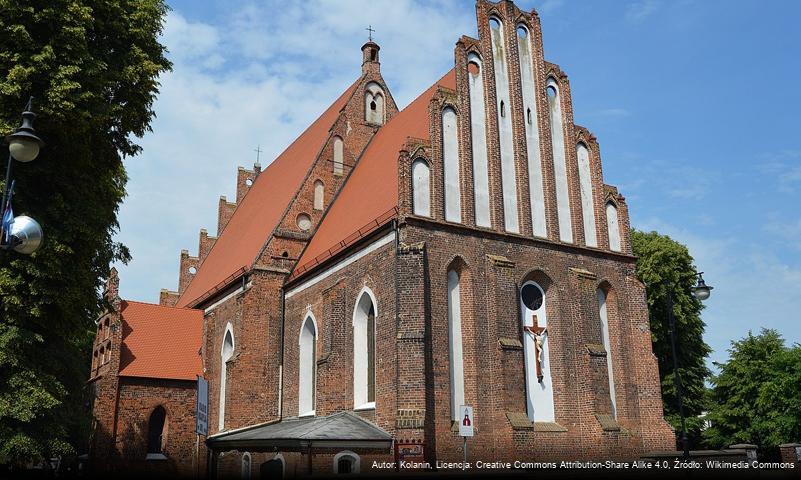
[704,329,801,450]
[632,230,711,447]
[0,0,170,466]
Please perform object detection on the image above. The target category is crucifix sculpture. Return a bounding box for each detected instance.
[523,314,547,383]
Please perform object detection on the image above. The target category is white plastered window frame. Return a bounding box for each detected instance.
[352,286,378,411]
[333,450,361,474]
[447,269,465,422]
[606,200,622,252]
[365,82,385,125]
[219,322,235,432]
[411,158,432,217]
[298,312,318,418]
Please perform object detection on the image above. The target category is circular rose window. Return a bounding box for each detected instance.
[521,283,544,311]
[296,213,312,231]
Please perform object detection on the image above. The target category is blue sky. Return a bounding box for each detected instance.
[114,0,801,369]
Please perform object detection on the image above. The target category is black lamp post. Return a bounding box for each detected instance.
[1,97,45,254]
[667,271,713,460]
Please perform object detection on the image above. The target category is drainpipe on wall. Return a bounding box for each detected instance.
[278,288,286,420]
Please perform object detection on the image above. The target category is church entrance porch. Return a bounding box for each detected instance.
[206,411,392,478]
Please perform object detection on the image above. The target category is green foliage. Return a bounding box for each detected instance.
[632,230,711,446]
[703,329,801,449]
[0,0,170,465]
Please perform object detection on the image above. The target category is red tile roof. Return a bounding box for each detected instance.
[118,300,203,381]
[293,70,456,278]
[177,79,361,308]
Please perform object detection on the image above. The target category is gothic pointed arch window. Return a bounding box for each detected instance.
[299,314,317,416]
[365,82,385,125]
[333,136,344,176]
[606,201,621,252]
[219,325,234,431]
[411,159,431,217]
[146,406,168,458]
[577,142,598,247]
[241,452,252,480]
[353,288,376,409]
[442,107,461,223]
[597,286,618,417]
[314,180,325,211]
[520,280,555,422]
[334,451,360,474]
[447,268,465,421]
[548,78,573,243]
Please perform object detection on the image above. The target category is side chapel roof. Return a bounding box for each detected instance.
[177,79,361,307]
[117,300,203,381]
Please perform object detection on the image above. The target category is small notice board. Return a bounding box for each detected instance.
[458,405,474,437]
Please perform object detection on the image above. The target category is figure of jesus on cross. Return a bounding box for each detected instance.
[524,314,547,383]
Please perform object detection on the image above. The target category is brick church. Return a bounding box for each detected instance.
[88,0,675,477]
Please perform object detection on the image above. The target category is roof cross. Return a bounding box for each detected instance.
[254,145,263,163]
[366,25,375,42]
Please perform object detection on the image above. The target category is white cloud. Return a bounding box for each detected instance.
[625,0,661,23]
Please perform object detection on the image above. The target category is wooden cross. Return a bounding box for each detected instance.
[523,314,547,383]
[254,145,263,163]
[366,25,375,42]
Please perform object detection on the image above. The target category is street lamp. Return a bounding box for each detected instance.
[666,271,713,460]
[1,97,45,254]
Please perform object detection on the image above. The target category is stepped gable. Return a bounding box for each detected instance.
[177,79,361,307]
[292,70,456,279]
[117,300,203,381]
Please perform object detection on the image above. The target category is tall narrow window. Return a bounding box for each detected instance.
[597,288,617,417]
[314,180,324,211]
[333,137,344,175]
[518,23,546,237]
[299,315,317,416]
[520,281,555,422]
[447,270,465,421]
[548,79,573,242]
[147,406,167,457]
[353,289,377,409]
[219,326,234,431]
[577,143,597,247]
[412,159,431,217]
[442,107,461,223]
[241,452,252,480]
[490,16,519,233]
[467,52,491,228]
[606,202,621,252]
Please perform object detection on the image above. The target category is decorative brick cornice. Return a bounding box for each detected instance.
[507,412,534,430]
[544,61,568,81]
[603,184,626,206]
[595,413,621,432]
[396,332,425,341]
[569,267,597,280]
[398,241,425,255]
[586,343,607,357]
[273,229,310,241]
[574,124,598,146]
[498,337,523,350]
[486,254,515,268]
[396,409,425,429]
[533,422,568,432]
[457,35,481,53]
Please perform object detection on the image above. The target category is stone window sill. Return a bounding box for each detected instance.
[146,453,167,461]
[354,402,375,411]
